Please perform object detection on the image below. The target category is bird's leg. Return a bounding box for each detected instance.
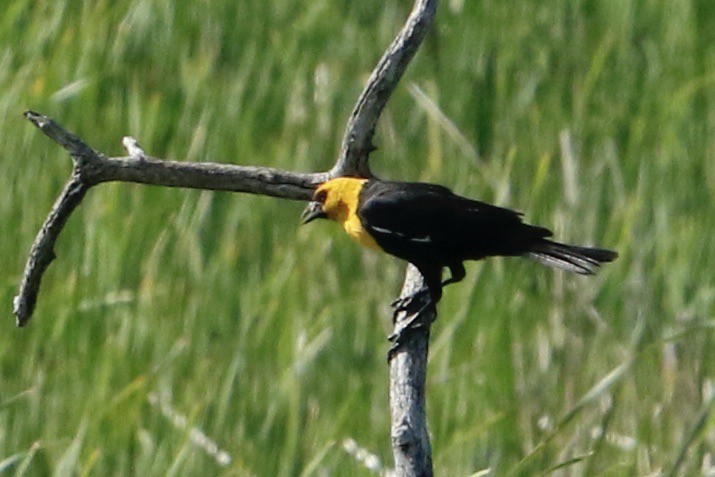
[389,262,463,325]
[390,262,452,311]
[442,262,466,287]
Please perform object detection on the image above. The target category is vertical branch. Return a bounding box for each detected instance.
[321,0,440,467]
[389,265,434,477]
[328,1,439,474]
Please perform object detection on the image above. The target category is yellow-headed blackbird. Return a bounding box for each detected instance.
[302,177,617,308]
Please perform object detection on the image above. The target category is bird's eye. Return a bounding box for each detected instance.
[314,189,327,203]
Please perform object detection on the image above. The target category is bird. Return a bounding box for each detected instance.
[301,177,617,342]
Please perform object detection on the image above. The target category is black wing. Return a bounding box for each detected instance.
[357,180,550,264]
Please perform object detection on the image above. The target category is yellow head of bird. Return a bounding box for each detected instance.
[301,177,367,225]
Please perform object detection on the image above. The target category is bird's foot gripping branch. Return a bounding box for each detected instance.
[388,289,436,360]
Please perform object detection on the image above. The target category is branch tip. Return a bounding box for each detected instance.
[24,110,49,128]
[122,136,147,160]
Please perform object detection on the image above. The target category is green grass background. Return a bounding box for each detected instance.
[2,0,714,475]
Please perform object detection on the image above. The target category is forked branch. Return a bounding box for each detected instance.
[15,1,439,476]
[13,111,329,327]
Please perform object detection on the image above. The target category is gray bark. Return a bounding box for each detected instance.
[15,1,440,476]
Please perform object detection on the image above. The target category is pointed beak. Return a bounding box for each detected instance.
[301,201,327,224]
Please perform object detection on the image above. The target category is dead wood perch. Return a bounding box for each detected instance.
[14,1,438,476]
[13,110,328,327]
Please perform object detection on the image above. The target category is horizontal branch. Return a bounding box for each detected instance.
[25,111,328,201]
[14,111,333,326]
[83,156,326,201]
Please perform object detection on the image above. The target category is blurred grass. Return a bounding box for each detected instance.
[1,0,714,475]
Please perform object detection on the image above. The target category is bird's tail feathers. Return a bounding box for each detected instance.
[527,240,617,275]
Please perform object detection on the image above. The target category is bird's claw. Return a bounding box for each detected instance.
[390,288,429,312]
[390,295,411,310]
[387,293,436,361]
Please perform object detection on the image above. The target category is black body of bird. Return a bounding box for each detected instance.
[302,177,618,306]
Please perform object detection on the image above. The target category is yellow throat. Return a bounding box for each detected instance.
[316,178,381,251]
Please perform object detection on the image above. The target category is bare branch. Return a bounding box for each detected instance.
[357,1,439,475]
[24,111,328,200]
[389,265,434,477]
[17,1,440,474]
[25,110,98,160]
[13,176,88,326]
[13,112,329,326]
[84,156,326,200]
[332,0,438,178]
